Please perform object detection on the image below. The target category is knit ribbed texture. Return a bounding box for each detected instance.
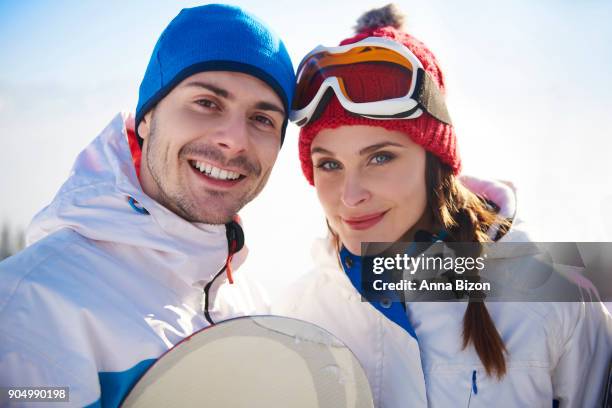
[299,26,460,185]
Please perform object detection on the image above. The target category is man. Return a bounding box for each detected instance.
[0,4,294,407]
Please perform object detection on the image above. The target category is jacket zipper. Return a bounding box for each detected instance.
[202,221,244,325]
[467,369,478,407]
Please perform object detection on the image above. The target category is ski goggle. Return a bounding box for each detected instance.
[290,36,452,127]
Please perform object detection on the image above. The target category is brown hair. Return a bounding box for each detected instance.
[425,151,508,379]
[328,151,509,379]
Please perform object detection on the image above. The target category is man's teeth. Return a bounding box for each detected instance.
[193,161,241,180]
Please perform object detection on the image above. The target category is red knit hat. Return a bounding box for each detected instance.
[298,5,461,185]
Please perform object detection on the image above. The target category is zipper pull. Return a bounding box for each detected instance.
[471,370,478,395]
[224,220,245,285]
[224,241,237,284]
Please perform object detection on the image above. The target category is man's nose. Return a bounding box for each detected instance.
[209,113,249,155]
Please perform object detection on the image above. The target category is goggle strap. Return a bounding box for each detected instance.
[414,68,453,125]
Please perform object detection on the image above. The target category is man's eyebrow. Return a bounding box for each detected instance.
[255,101,285,116]
[183,81,232,99]
[181,81,285,115]
[359,142,405,155]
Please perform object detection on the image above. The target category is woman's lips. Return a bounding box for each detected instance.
[342,211,388,231]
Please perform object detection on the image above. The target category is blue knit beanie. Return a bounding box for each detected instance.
[135,4,295,145]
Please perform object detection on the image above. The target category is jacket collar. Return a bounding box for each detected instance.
[27,112,247,288]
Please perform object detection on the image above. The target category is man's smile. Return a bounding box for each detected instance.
[188,159,247,188]
[188,159,245,181]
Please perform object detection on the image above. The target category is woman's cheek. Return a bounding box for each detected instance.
[314,176,339,215]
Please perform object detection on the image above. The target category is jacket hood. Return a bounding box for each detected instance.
[26,112,247,287]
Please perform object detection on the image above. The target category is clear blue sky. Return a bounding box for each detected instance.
[1,1,611,290]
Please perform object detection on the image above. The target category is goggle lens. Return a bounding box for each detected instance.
[293,46,415,111]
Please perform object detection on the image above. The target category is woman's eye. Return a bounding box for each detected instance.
[195,99,219,110]
[315,160,341,171]
[369,152,394,166]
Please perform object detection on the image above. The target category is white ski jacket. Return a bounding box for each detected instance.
[0,113,268,407]
[273,177,612,407]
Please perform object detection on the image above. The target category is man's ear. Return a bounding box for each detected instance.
[138,110,153,140]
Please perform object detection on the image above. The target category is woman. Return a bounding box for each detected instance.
[274,5,612,407]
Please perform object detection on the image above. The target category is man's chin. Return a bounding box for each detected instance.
[194,214,236,225]
[190,202,243,225]
[162,198,235,225]
[180,207,234,225]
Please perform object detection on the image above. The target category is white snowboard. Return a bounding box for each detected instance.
[122,315,374,408]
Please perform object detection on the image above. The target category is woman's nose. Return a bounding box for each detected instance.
[341,172,371,208]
